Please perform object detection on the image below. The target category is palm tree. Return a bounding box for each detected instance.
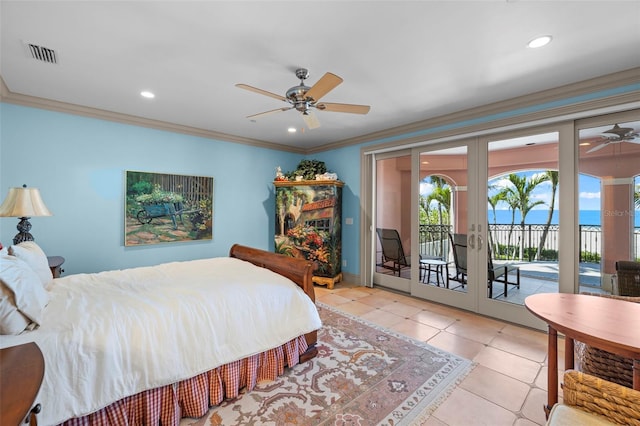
[425,176,451,225]
[503,192,520,259]
[503,173,550,260]
[488,187,506,256]
[422,176,451,258]
[536,170,558,260]
[419,195,430,224]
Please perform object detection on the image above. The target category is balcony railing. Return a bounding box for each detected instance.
[419,224,451,259]
[419,223,640,262]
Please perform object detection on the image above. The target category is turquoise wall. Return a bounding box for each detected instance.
[0,104,310,274]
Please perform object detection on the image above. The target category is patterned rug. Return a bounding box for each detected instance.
[181,302,474,426]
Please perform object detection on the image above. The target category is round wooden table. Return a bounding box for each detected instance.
[525,293,640,416]
[0,342,44,425]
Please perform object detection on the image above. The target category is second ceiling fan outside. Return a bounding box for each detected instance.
[236,68,370,130]
[587,123,640,153]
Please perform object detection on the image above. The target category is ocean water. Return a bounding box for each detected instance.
[488,210,640,226]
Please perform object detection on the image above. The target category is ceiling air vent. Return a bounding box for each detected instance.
[27,43,57,64]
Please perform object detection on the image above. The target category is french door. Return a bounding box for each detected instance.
[408,140,476,313]
[372,150,413,293]
[476,124,572,327]
[367,123,577,328]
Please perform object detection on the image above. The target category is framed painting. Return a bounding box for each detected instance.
[125,171,214,246]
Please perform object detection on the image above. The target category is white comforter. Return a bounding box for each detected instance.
[0,257,322,425]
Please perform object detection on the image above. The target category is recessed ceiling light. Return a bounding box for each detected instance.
[140,91,155,99]
[527,35,552,49]
[580,142,591,146]
[287,127,297,133]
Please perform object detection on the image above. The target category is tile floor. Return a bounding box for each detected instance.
[315,282,568,426]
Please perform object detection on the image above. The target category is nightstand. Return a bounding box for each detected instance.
[47,256,65,278]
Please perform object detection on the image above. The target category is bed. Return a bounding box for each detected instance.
[0,243,321,425]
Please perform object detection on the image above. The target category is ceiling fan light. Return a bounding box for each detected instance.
[527,35,552,49]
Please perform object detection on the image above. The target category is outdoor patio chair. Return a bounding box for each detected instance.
[448,233,468,286]
[376,228,411,277]
[575,292,640,388]
[487,244,520,298]
[612,260,640,297]
[448,233,520,298]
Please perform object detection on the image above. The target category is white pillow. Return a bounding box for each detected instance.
[9,241,53,288]
[0,280,31,334]
[0,254,50,327]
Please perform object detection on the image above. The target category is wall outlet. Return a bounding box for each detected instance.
[342,259,347,267]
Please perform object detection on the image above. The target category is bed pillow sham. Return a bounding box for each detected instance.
[0,279,32,334]
[0,254,50,332]
[9,241,53,288]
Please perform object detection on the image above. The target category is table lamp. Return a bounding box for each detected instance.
[0,184,52,245]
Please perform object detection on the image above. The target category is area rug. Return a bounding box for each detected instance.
[180,302,474,426]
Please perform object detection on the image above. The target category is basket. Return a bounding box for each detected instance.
[562,370,640,425]
[615,260,640,297]
[576,292,640,388]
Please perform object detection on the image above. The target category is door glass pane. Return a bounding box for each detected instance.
[418,146,468,292]
[374,155,412,290]
[487,132,559,304]
[578,120,640,295]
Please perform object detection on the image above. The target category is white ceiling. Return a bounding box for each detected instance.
[2,1,640,151]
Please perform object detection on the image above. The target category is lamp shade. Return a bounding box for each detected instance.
[0,186,52,217]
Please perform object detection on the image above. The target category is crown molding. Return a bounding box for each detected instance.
[0,77,306,155]
[308,67,640,154]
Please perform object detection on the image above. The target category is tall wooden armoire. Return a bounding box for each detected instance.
[274,180,343,289]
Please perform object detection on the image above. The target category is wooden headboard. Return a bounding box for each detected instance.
[229,244,316,302]
[229,244,318,361]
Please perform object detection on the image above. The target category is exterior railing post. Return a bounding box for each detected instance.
[579,225,583,263]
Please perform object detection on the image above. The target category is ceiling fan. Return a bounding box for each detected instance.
[236,68,370,130]
[586,123,640,153]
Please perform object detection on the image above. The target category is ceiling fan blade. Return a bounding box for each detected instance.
[602,123,634,138]
[302,111,320,129]
[316,102,370,114]
[247,107,291,119]
[304,72,343,102]
[586,142,609,153]
[236,84,286,102]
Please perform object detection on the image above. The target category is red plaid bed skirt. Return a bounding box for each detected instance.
[60,335,308,425]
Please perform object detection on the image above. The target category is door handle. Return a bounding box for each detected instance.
[477,234,483,250]
[468,234,475,250]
